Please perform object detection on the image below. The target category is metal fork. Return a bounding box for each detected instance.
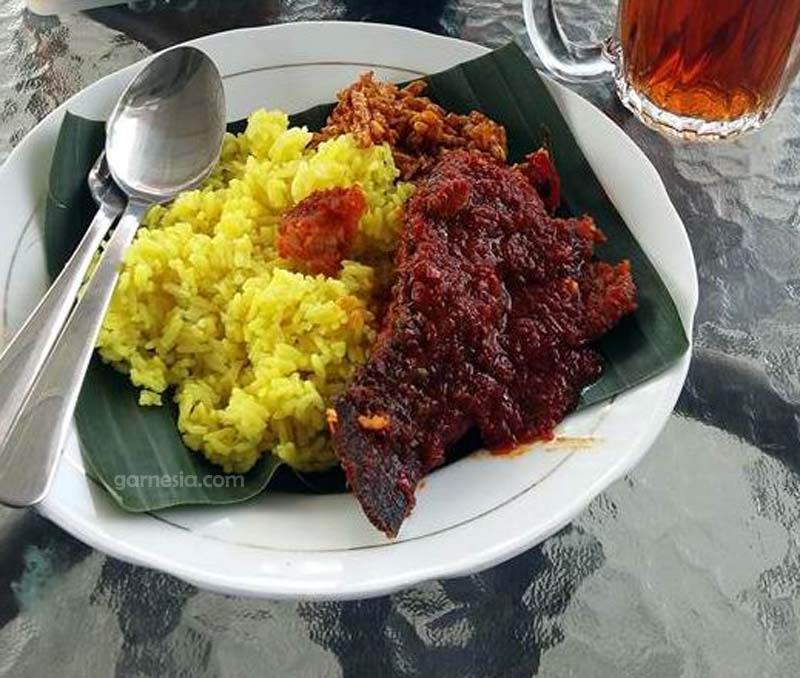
[0,153,125,463]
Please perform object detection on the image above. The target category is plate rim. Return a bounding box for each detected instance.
[0,21,698,599]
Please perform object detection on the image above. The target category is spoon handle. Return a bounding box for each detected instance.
[0,200,149,507]
[0,200,121,461]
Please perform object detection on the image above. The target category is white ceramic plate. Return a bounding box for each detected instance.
[0,22,697,600]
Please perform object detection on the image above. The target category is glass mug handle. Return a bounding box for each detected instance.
[522,0,615,82]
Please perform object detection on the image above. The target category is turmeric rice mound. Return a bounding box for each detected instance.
[97,109,414,473]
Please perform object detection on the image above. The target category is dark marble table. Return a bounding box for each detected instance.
[2,1,800,675]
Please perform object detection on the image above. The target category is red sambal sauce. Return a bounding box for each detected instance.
[385,150,633,455]
[277,185,367,277]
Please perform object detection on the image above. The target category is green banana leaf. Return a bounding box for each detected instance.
[44,42,688,512]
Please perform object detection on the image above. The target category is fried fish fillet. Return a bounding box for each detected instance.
[330,150,637,536]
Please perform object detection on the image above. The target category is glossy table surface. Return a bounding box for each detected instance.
[1,1,800,676]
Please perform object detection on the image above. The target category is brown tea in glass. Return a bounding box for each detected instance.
[524,0,800,139]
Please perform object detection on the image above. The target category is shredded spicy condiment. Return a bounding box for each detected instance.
[313,72,508,179]
[329,150,637,536]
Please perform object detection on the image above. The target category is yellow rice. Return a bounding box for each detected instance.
[97,109,414,473]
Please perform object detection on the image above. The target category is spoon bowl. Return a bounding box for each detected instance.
[107,46,226,202]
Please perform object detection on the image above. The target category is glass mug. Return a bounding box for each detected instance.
[523,0,800,139]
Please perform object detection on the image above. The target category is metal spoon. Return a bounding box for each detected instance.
[0,46,225,507]
[0,154,124,473]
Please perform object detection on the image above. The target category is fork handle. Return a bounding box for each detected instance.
[0,199,121,460]
[0,199,147,507]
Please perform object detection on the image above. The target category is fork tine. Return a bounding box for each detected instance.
[88,151,124,209]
